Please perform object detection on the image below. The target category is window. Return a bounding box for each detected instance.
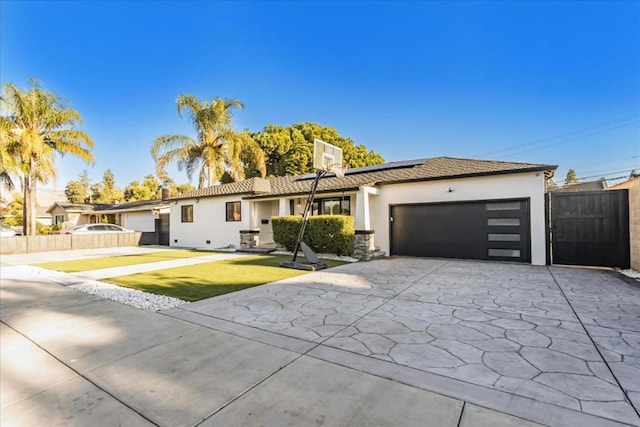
[486,201,521,211]
[488,233,521,241]
[289,196,351,216]
[312,197,350,216]
[488,249,521,258]
[226,202,241,221]
[181,205,194,223]
[53,214,64,225]
[488,218,520,226]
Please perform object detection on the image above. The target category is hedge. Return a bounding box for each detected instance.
[272,215,355,256]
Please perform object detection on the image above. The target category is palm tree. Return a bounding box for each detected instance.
[152,94,266,188]
[1,79,94,235]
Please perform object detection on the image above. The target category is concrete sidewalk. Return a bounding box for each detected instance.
[1,263,545,426]
[0,245,178,267]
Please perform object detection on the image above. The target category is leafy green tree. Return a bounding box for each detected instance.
[565,169,579,185]
[0,137,19,192]
[251,122,384,177]
[124,180,150,201]
[0,79,94,235]
[90,182,104,203]
[64,181,87,203]
[174,183,195,196]
[142,174,161,199]
[152,94,266,188]
[64,169,91,203]
[94,169,124,203]
[1,194,23,227]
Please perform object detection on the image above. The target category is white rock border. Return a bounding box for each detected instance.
[69,280,187,311]
[620,269,640,281]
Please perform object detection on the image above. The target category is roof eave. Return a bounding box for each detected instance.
[377,166,558,187]
[244,187,361,200]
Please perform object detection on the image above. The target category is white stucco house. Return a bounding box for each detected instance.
[168,157,557,265]
[47,199,170,244]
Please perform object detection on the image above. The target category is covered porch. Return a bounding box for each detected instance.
[239,186,381,259]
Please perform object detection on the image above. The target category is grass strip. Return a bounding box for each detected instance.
[35,249,219,273]
[105,254,346,301]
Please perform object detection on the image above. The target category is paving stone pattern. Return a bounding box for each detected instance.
[550,267,640,412]
[178,258,640,426]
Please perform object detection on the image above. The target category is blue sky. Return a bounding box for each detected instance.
[1,1,638,189]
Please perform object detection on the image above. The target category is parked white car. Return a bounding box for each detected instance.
[0,227,16,237]
[53,224,132,235]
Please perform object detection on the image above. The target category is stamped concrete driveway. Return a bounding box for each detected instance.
[165,258,640,427]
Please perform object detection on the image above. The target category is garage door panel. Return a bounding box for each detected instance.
[391,199,530,263]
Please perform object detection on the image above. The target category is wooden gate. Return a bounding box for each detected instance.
[549,190,630,268]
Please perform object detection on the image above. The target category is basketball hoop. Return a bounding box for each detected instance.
[328,163,348,178]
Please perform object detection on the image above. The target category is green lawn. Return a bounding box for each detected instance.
[105,254,346,301]
[35,249,219,273]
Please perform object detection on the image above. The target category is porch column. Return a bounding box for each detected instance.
[240,200,253,230]
[278,198,288,216]
[355,186,379,230]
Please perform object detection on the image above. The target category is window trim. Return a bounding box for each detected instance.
[226,201,242,222]
[312,196,351,216]
[181,205,194,223]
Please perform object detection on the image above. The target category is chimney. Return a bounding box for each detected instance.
[161,187,170,201]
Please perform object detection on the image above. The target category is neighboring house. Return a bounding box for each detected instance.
[169,157,557,265]
[46,199,170,244]
[549,178,607,193]
[606,170,639,191]
[607,171,639,271]
[35,205,54,226]
[0,187,66,228]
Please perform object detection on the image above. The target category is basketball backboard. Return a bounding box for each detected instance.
[313,139,343,171]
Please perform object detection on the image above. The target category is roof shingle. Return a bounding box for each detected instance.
[170,157,557,201]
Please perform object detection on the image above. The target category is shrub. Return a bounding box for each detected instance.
[272,216,301,252]
[272,215,355,256]
[36,222,52,235]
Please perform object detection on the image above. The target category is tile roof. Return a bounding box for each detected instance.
[549,179,607,193]
[47,199,168,213]
[169,177,272,200]
[170,157,557,201]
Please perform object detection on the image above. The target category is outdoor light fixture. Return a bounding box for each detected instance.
[448,187,454,192]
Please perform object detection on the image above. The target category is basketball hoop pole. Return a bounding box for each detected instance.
[292,169,326,262]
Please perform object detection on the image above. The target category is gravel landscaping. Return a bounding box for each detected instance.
[70,280,187,311]
[621,268,640,281]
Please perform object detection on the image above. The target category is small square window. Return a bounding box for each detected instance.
[53,214,64,225]
[226,202,241,221]
[488,218,520,226]
[181,205,193,223]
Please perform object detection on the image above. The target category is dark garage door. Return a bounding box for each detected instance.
[390,199,531,262]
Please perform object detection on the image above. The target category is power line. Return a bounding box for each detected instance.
[472,114,640,158]
[577,169,635,180]
[570,155,639,169]
[496,120,639,159]
[576,163,640,176]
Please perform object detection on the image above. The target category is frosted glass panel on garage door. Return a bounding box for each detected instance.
[124,213,155,232]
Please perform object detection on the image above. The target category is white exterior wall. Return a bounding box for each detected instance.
[170,195,246,249]
[123,211,155,232]
[370,172,548,265]
[256,201,279,243]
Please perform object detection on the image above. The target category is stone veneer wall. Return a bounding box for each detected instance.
[630,185,640,271]
[352,230,375,261]
[239,230,260,249]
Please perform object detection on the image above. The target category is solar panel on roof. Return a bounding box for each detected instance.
[346,159,427,174]
[295,158,427,181]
